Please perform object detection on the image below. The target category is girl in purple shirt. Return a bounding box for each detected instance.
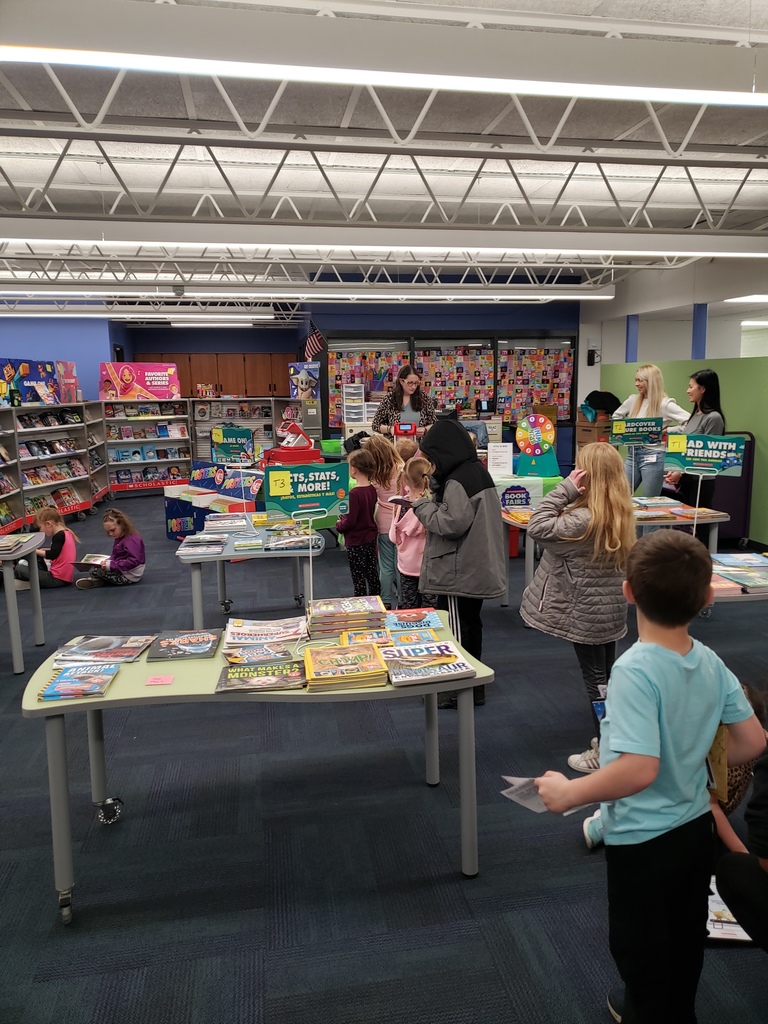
[76,507,146,589]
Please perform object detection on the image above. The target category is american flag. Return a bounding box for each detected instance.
[303,321,327,362]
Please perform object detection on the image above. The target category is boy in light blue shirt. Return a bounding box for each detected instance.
[536,530,765,1024]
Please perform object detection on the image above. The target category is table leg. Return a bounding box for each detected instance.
[216,560,227,604]
[190,563,204,630]
[45,715,75,924]
[3,559,24,674]
[292,558,301,601]
[708,523,719,555]
[501,522,510,607]
[87,709,107,804]
[425,692,439,785]
[525,529,535,589]
[456,687,478,878]
[28,552,45,646]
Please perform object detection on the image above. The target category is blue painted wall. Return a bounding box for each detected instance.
[310,302,580,334]
[0,319,112,399]
[123,326,301,354]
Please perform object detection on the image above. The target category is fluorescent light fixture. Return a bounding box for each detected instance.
[0,287,178,298]
[2,43,768,108]
[183,289,612,301]
[170,321,255,328]
[725,295,768,303]
[741,320,768,326]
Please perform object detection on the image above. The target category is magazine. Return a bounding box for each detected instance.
[223,643,294,665]
[389,628,439,645]
[384,608,442,631]
[707,876,751,942]
[340,629,392,647]
[380,641,477,686]
[53,635,155,664]
[215,661,306,692]
[223,615,308,647]
[307,595,387,620]
[304,642,388,680]
[145,629,222,661]
[38,663,121,701]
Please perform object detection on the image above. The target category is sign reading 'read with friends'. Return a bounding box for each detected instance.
[664,433,745,477]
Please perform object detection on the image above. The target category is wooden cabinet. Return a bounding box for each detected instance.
[132,351,295,396]
[269,352,294,395]
[244,353,293,395]
[217,354,246,397]
[189,353,220,396]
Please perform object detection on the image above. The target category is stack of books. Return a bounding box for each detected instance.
[502,508,534,525]
[222,615,308,658]
[0,534,24,554]
[670,506,723,520]
[380,640,477,687]
[306,595,387,638]
[216,660,306,692]
[304,642,388,692]
[177,533,227,556]
[37,663,122,701]
[204,513,251,532]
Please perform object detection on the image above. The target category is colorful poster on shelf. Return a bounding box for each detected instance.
[288,362,321,401]
[610,417,663,446]
[99,362,180,401]
[264,462,349,519]
[211,426,255,465]
[0,358,59,404]
[189,461,264,499]
[664,433,745,477]
[55,361,79,402]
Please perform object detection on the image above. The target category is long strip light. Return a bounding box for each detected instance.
[1,44,767,108]
[725,295,768,303]
[740,320,768,326]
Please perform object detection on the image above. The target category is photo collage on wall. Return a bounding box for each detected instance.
[414,347,495,409]
[327,349,410,426]
[496,347,573,423]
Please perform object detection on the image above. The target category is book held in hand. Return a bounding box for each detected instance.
[71,553,110,571]
[145,629,222,661]
[38,663,121,701]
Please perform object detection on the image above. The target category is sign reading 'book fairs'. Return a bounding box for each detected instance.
[610,416,663,446]
[264,462,349,519]
[664,433,745,477]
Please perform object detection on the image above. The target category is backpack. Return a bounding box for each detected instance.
[343,430,370,454]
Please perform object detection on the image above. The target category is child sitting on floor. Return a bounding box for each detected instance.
[76,507,146,589]
[15,507,78,588]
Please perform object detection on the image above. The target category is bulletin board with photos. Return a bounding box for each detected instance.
[496,345,573,424]
[413,346,495,409]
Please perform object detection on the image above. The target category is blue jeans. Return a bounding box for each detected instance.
[624,445,664,497]
[377,534,400,605]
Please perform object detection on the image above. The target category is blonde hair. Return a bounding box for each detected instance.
[404,456,432,496]
[394,437,419,463]
[570,443,635,571]
[35,506,79,541]
[631,364,666,418]
[364,432,404,488]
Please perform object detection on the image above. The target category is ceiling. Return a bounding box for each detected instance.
[0,0,767,325]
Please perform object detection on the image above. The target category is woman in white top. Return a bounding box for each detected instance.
[612,364,689,497]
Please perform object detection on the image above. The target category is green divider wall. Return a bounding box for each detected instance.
[600,357,768,546]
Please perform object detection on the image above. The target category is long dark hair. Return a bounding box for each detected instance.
[392,364,423,413]
[689,368,725,430]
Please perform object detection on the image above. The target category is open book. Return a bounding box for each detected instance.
[71,553,110,572]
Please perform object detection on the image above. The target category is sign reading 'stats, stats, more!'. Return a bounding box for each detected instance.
[664,434,745,477]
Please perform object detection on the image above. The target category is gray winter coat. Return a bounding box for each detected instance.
[519,478,628,644]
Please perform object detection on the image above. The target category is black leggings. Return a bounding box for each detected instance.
[572,641,617,735]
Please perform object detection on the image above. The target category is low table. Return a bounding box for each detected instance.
[0,531,45,673]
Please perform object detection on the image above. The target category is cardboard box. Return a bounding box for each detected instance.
[576,423,612,447]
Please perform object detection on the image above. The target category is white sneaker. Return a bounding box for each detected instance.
[583,808,603,849]
[567,736,600,773]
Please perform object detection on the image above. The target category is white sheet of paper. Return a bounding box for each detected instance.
[487,443,514,476]
[500,776,596,816]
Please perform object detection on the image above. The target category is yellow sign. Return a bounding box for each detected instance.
[666,434,687,453]
[211,427,223,443]
[612,420,626,434]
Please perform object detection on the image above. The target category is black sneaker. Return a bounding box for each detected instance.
[437,691,457,710]
[607,987,624,1023]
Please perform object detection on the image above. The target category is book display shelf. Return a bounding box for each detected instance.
[191,397,302,462]
[0,405,24,533]
[16,403,94,524]
[104,399,192,493]
[84,401,109,506]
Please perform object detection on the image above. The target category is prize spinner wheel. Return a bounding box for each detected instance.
[515,414,555,458]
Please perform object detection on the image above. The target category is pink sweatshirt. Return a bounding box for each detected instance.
[372,472,401,535]
[388,504,427,577]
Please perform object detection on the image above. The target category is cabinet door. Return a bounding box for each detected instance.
[161,354,192,397]
[270,352,295,396]
[217,353,246,397]
[189,353,220,395]
[244,353,273,395]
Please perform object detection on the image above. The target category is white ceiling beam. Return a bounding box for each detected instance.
[1,218,767,259]
[1,0,767,103]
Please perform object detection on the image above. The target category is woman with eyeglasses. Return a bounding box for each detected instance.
[371,365,436,439]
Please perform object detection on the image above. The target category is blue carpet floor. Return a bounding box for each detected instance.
[1,497,767,1024]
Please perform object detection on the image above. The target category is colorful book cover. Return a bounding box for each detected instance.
[383,651,477,687]
[215,661,305,692]
[307,595,386,619]
[380,640,462,669]
[712,553,768,568]
[384,608,442,631]
[39,663,121,700]
[389,628,440,645]
[145,629,222,661]
[223,643,293,665]
[304,643,387,679]
[340,629,392,647]
[53,634,155,664]
[224,616,308,646]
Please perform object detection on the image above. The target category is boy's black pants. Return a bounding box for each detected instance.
[605,811,714,1024]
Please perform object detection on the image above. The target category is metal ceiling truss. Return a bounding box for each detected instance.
[0,296,305,322]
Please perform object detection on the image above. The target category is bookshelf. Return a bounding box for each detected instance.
[15,403,93,523]
[103,399,192,493]
[191,397,302,462]
[0,406,24,534]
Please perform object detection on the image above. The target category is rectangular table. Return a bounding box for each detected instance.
[501,508,730,604]
[176,524,326,628]
[1,531,45,673]
[21,612,493,924]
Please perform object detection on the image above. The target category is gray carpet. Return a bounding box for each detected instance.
[1,497,767,1024]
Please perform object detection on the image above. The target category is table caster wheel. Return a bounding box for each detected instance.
[58,890,73,925]
[295,595,303,607]
[88,507,98,515]
[221,600,232,613]
[96,796,123,824]
[699,607,712,619]
[76,512,86,521]
[107,491,115,500]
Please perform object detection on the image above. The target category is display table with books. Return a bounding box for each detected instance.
[0,531,45,673]
[21,607,493,924]
[175,512,326,626]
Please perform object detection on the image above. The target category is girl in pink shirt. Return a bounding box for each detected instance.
[365,434,405,609]
[15,507,78,587]
[388,457,436,609]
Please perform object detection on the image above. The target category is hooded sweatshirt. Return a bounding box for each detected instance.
[412,420,506,599]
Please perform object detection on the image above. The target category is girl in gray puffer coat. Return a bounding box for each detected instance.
[520,443,635,773]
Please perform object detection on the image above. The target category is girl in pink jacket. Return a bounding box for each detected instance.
[388,457,436,609]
